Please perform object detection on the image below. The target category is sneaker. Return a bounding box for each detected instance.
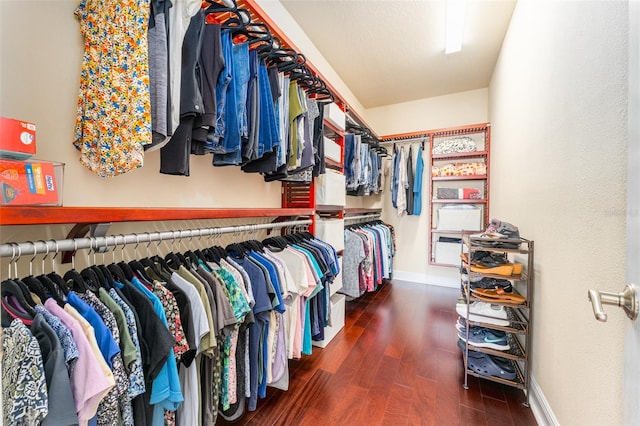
[456,301,510,326]
[457,338,484,358]
[458,327,510,351]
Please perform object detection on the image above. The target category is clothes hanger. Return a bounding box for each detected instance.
[108,234,131,283]
[63,239,90,293]
[19,241,49,302]
[128,233,155,284]
[1,279,37,326]
[139,232,168,279]
[43,239,70,296]
[164,230,186,270]
[34,240,65,302]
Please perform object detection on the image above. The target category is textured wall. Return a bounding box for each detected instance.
[489,1,629,424]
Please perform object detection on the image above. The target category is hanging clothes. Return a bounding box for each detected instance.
[406,146,415,215]
[1,230,340,425]
[396,147,408,215]
[73,0,152,177]
[413,145,424,215]
[341,221,395,299]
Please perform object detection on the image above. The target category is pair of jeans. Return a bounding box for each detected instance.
[207,29,233,152]
[213,40,250,165]
[256,60,279,159]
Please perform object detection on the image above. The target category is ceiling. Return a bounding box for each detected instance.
[279,0,517,109]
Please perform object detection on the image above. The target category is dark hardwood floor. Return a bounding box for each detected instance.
[218,280,537,425]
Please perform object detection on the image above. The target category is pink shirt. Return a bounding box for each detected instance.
[45,299,115,425]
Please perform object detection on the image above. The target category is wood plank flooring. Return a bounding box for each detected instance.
[218,280,537,426]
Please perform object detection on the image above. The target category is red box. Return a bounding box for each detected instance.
[0,159,60,205]
[0,117,37,159]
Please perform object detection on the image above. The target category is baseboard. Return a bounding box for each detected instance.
[393,270,459,288]
[529,375,559,426]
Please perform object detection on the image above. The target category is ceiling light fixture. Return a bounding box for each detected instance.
[445,0,466,54]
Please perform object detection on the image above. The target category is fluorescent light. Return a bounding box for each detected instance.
[445,0,466,54]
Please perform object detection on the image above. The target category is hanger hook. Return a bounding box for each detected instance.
[92,237,98,266]
[101,237,108,265]
[7,243,17,279]
[38,240,50,275]
[72,239,78,270]
[133,234,141,259]
[50,239,59,274]
[156,232,163,257]
[86,237,93,267]
[27,241,37,277]
[110,235,118,264]
[118,234,127,262]
[144,232,152,254]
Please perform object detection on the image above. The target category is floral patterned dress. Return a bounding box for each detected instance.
[74,0,152,177]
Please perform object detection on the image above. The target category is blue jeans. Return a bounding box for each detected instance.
[208,30,233,153]
[256,60,279,159]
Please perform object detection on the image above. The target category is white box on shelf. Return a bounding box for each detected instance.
[436,206,482,231]
[315,170,346,206]
[434,241,468,265]
[312,293,346,348]
[315,218,344,251]
[324,103,345,131]
[325,137,341,162]
[330,257,343,297]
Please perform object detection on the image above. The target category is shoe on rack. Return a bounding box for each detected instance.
[458,327,510,351]
[470,262,523,277]
[470,277,513,293]
[455,301,510,327]
[467,352,517,381]
[457,338,485,359]
[471,288,526,305]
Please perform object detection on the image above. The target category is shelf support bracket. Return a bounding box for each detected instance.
[61,222,112,263]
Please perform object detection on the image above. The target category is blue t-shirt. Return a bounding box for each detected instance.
[67,291,120,369]
[128,277,183,425]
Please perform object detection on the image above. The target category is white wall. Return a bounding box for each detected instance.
[489,1,628,424]
[366,88,488,136]
[0,0,282,209]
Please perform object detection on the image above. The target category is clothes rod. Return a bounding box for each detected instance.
[0,219,312,258]
[344,214,381,222]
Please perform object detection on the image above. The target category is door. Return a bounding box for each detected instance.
[624,2,639,424]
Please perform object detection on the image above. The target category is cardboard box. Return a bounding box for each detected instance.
[437,207,483,231]
[0,159,62,205]
[434,241,468,265]
[0,117,37,159]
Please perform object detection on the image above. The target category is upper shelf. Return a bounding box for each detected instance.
[432,175,487,181]
[323,119,345,138]
[432,151,488,160]
[0,207,315,226]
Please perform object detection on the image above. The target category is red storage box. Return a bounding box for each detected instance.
[0,159,61,205]
[0,117,37,159]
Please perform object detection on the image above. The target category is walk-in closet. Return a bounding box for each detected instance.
[1,0,637,425]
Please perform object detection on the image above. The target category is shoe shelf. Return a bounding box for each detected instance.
[462,355,527,390]
[463,235,532,254]
[466,287,530,310]
[458,236,534,406]
[464,333,527,361]
[462,264,529,282]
